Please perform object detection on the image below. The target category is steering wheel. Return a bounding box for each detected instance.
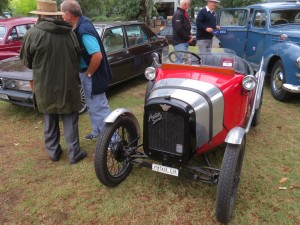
[168,51,201,65]
[273,18,289,25]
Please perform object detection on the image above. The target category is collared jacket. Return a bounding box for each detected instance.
[172,7,191,45]
[196,7,217,40]
[73,16,112,96]
[20,18,81,114]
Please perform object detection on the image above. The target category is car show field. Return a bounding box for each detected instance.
[0,73,299,224]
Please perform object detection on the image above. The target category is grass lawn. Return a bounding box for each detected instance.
[0,75,299,224]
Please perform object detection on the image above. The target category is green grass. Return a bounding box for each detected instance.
[0,76,299,224]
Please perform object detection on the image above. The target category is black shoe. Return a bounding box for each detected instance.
[50,150,62,162]
[70,150,87,164]
[85,133,98,140]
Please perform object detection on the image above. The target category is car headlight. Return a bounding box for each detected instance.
[4,79,32,91]
[145,67,156,80]
[296,57,300,68]
[242,75,257,91]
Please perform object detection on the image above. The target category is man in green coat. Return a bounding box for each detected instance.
[20,0,86,164]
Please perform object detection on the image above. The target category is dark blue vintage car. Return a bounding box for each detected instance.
[216,1,300,101]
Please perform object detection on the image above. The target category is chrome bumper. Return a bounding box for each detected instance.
[283,84,300,93]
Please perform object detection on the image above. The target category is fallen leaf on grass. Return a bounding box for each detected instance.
[279,187,288,190]
[279,177,288,184]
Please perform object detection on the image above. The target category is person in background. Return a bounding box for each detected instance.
[61,0,112,140]
[196,0,220,54]
[172,0,194,55]
[20,0,86,164]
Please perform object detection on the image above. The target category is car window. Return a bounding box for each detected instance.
[219,9,248,26]
[103,27,125,53]
[125,25,149,47]
[8,24,34,41]
[253,10,266,28]
[270,9,300,25]
[0,26,6,41]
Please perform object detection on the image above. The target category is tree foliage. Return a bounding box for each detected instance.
[0,0,9,15]
[116,0,142,20]
[9,0,36,16]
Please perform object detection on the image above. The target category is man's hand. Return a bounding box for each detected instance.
[205,27,214,33]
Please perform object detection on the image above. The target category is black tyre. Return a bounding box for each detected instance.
[144,80,154,104]
[215,137,246,224]
[94,115,138,187]
[270,60,290,101]
[78,85,87,114]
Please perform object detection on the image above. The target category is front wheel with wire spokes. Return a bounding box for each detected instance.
[94,115,139,187]
[215,137,246,224]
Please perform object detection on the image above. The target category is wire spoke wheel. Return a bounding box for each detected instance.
[94,115,139,187]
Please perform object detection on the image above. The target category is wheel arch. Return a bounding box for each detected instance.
[104,108,141,141]
[225,127,246,145]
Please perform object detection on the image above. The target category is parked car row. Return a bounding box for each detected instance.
[0,21,168,113]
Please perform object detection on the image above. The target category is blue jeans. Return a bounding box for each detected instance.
[173,42,189,63]
[197,39,213,55]
[80,72,110,136]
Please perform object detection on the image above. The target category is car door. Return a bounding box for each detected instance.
[4,24,34,54]
[244,9,268,69]
[217,8,250,58]
[124,24,153,76]
[102,26,131,85]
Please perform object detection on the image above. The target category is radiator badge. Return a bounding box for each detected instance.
[160,104,171,111]
[176,144,183,154]
[148,112,162,125]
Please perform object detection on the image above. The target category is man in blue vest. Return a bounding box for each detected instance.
[61,0,112,140]
[196,0,220,54]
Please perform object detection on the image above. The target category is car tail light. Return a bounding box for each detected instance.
[279,34,288,41]
[242,75,257,91]
[30,80,34,90]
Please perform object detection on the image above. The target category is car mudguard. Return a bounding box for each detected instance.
[263,42,300,85]
[225,127,246,145]
[104,108,141,141]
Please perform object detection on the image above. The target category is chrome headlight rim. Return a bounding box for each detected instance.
[242,75,257,91]
[145,67,156,81]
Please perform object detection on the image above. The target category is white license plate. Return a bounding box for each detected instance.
[0,94,9,100]
[152,163,179,177]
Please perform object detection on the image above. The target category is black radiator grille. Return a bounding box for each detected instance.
[147,111,185,154]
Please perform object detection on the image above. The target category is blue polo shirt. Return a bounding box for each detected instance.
[80,34,101,69]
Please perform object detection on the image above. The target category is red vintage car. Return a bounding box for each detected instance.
[0,17,37,60]
[93,47,265,223]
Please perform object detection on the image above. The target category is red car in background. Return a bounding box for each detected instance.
[0,17,37,60]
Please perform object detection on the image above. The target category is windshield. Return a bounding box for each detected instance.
[161,46,252,75]
[270,9,300,25]
[0,26,7,42]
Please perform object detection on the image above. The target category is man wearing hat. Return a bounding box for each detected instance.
[196,0,220,54]
[20,0,86,164]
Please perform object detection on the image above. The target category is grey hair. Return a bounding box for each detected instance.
[180,0,191,6]
[61,0,82,17]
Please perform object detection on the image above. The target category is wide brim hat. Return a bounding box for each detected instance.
[30,0,64,16]
[207,0,220,3]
